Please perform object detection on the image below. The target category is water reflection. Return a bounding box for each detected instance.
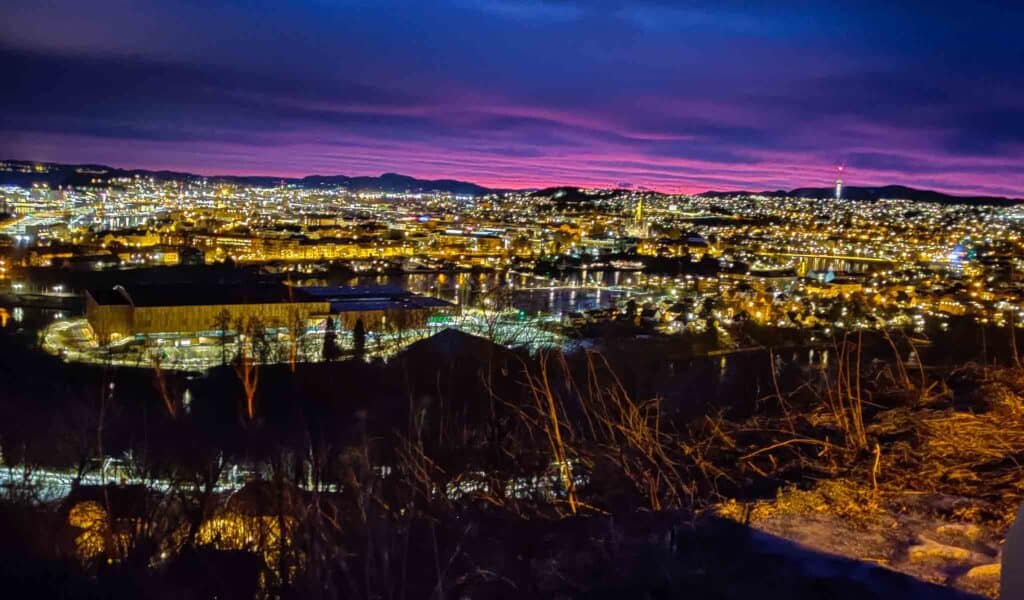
[0,306,65,334]
[799,256,890,274]
[350,271,632,315]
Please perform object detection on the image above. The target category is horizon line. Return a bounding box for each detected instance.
[2,157,1019,201]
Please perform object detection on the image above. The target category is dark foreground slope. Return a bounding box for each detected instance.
[0,325,1016,598]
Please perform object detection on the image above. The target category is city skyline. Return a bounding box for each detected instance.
[3,0,1023,197]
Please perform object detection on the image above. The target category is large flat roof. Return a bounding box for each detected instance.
[300,285,453,312]
[87,283,452,311]
[88,283,319,307]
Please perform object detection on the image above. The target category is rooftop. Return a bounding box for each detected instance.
[301,285,453,312]
[86,283,452,312]
[87,283,317,307]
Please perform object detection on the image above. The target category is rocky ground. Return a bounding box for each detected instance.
[717,479,1006,597]
[702,361,1024,599]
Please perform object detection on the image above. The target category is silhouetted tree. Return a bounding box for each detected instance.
[352,319,366,361]
[322,316,340,362]
[704,318,719,346]
[827,302,845,324]
[248,317,273,364]
[477,287,535,346]
[699,297,717,320]
[234,317,260,419]
[212,309,233,366]
[286,308,308,372]
[624,299,638,322]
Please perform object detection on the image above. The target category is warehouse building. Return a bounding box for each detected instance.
[85,283,453,344]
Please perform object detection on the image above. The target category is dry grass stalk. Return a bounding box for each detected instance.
[822,333,868,451]
[524,351,579,514]
[151,355,177,418]
[234,322,260,420]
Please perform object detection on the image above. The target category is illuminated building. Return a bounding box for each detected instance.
[85,283,329,343]
[84,283,453,345]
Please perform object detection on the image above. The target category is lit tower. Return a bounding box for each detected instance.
[631,195,649,237]
[835,164,844,200]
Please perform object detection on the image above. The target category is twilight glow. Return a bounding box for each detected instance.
[2,0,1023,196]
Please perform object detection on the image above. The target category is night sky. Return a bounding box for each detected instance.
[2,1,1023,196]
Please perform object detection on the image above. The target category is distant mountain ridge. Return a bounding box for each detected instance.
[698,185,1020,206]
[2,160,1019,204]
[0,160,494,196]
[297,172,494,195]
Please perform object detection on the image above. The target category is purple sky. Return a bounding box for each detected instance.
[2,0,1023,196]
